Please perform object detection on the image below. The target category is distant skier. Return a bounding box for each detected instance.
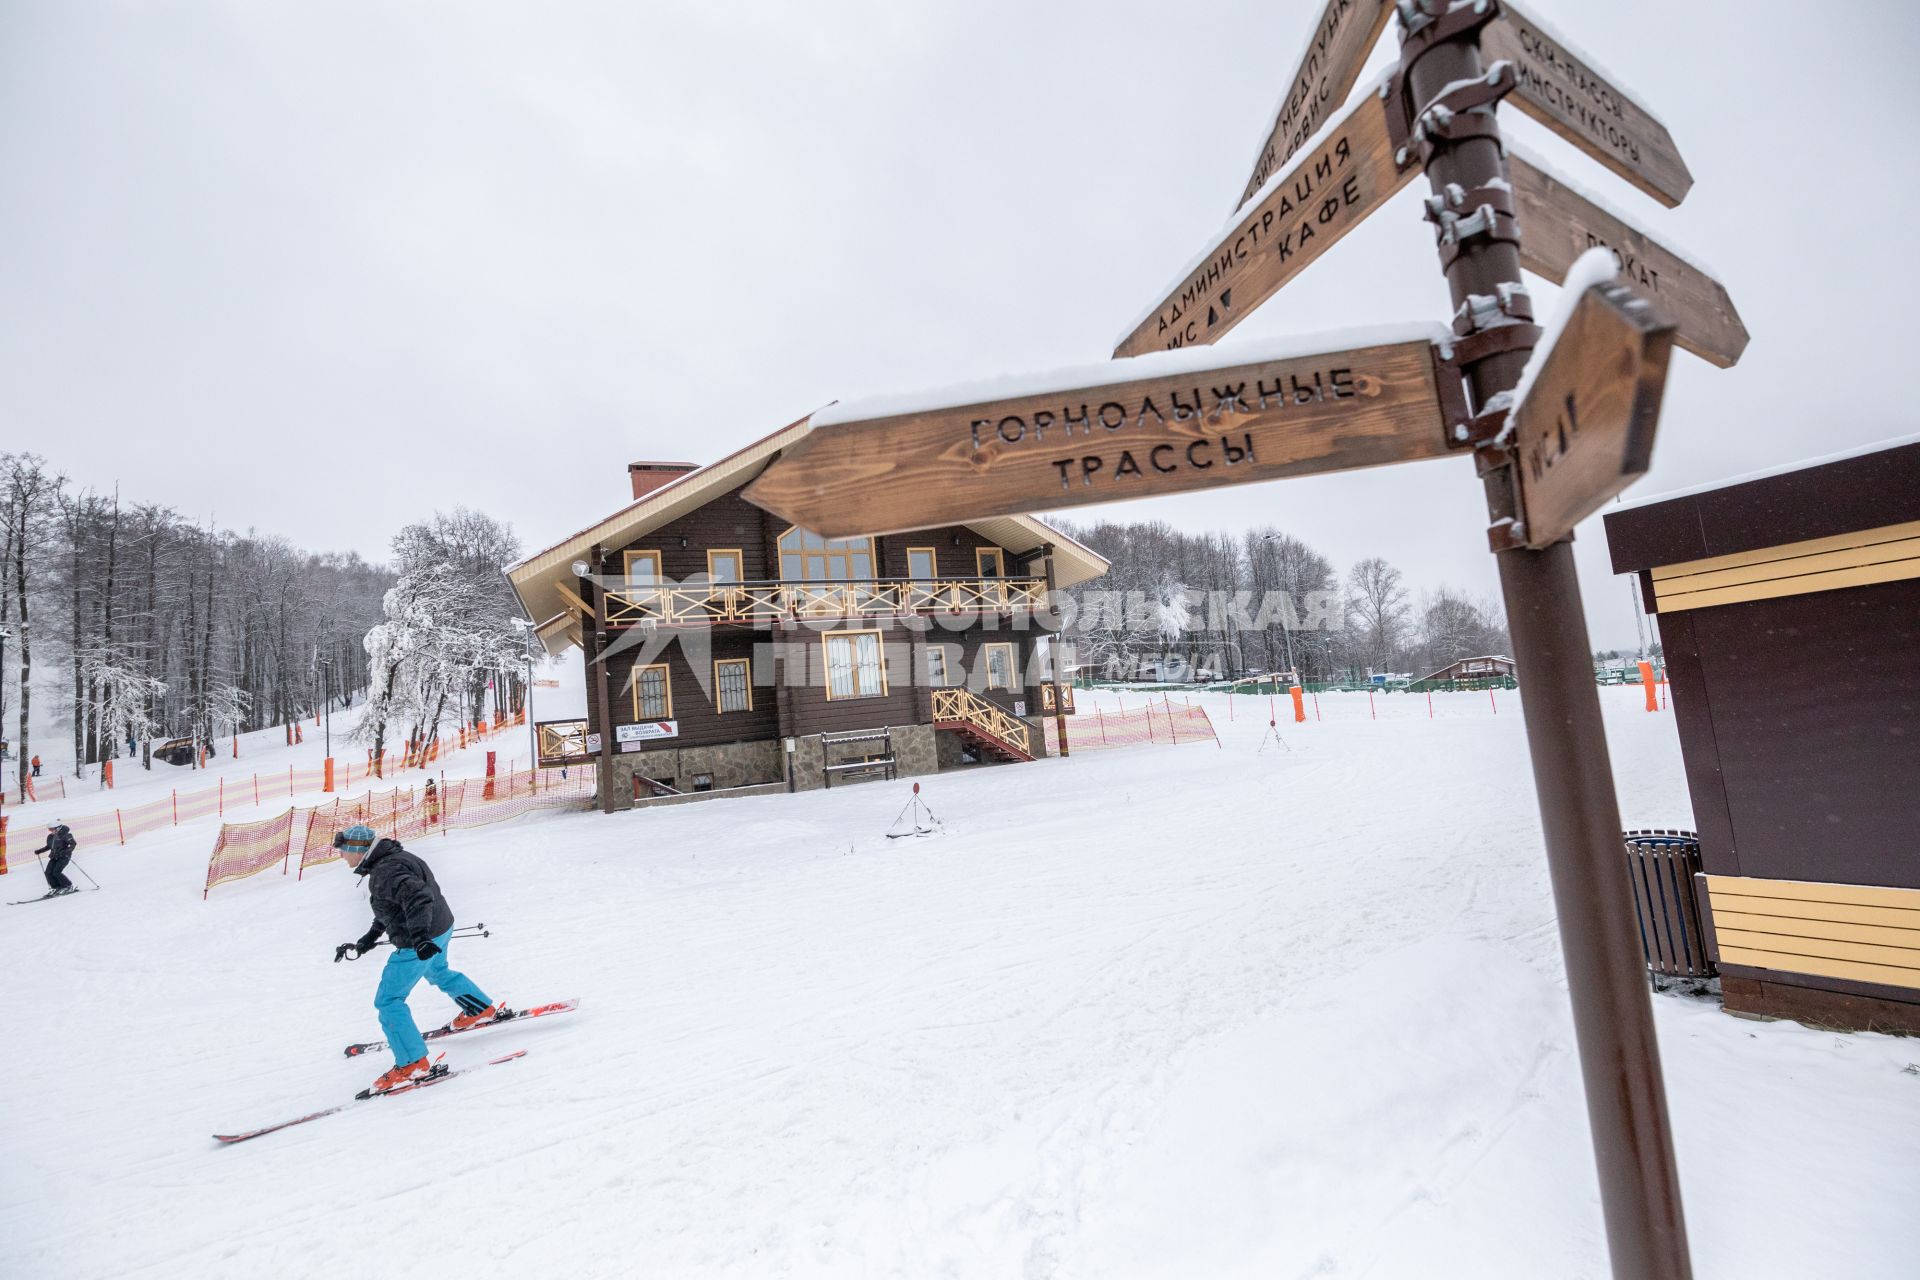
[31,754,42,777]
[34,822,77,896]
[329,825,501,1092]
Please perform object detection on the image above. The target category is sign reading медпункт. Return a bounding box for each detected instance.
[744,329,1460,540]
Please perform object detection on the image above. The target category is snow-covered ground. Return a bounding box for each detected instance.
[3,687,1914,1278]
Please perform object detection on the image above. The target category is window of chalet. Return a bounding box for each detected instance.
[714,658,752,712]
[708,549,743,583]
[907,547,938,580]
[779,527,875,581]
[632,663,672,720]
[624,550,663,586]
[975,547,1005,577]
[824,629,886,699]
[983,643,1015,691]
[923,645,953,687]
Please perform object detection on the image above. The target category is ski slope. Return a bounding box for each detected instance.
[2,687,1914,1278]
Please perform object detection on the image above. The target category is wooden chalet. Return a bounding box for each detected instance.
[507,417,1110,811]
[1604,439,1920,1033]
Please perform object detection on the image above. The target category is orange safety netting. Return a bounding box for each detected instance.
[3,775,65,805]
[1045,699,1219,753]
[205,763,596,896]
[3,711,532,854]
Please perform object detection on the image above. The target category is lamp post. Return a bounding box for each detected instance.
[510,617,539,771]
[0,625,11,793]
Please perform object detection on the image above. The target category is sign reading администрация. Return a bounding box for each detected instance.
[744,327,1464,540]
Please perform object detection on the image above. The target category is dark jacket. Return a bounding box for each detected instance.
[35,825,76,859]
[355,839,456,951]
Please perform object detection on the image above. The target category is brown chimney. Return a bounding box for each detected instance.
[628,461,699,501]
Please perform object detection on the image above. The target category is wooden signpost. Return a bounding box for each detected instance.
[746,332,1460,538]
[1484,0,1693,207]
[1509,146,1747,368]
[1234,0,1394,211]
[750,3,1735,1273]
[1114,76,1417,359]
[1507,279,1675,549]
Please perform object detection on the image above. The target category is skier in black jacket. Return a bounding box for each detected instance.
[34,823,77,896]
[330,825,501,1092]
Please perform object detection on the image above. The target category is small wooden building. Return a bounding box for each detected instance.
[1414,654,1515,686]
[1604,440,1920,1033]
[508,416,1109,811]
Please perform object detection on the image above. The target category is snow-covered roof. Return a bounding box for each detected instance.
[506,415,1111,653]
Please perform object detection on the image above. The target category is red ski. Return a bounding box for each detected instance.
[342,999,578,1057]
[214,1050,527,1145]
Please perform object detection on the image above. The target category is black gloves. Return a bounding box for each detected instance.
[356,928,382,953]
[333,942,357,963]
[414,939,442,960]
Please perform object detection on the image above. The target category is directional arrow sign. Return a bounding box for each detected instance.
[1234,0,1393,212]
[1508,145,1746,368]
[1486,0,1693,207]
[1509,280,1675,549]
[1116,76,1415,359]
[746,328,1460,539]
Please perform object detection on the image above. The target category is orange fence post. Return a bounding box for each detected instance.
[116,810,126,846]
[1368,689,1376,720]
[103,759,114,789]
[1639,660,1658,712]
[218,776,224,817]
[172,789,178,825]
[484,751,496,800]
[1489,688,1498,715]
[0,814,8,875]
[324,757,335,793]
[253,773,260,807]
[1290,685,1306,724]
[1313,692,1321,721]
[1427,690,1434,718]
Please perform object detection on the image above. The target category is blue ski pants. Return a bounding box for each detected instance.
[374,928,493,1065]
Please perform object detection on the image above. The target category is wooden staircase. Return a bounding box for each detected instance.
[931,689,1035,763]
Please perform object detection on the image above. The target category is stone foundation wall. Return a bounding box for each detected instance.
[597,738,785,811]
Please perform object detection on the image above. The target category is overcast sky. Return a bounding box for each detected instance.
[4,1,1916,650]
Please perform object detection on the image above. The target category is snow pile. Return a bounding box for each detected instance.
[2,686,1915,1278]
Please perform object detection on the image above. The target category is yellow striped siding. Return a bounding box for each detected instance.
[1650,519,1920,612]
[1705,875,1920,992]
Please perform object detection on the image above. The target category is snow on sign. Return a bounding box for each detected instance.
[1507,279,1675,549]
[1509,146,1747,368]
[1484,0,1694,207]
[1232,0,1394,212]
[1114,72,1417,359]
[744,328,1461,539]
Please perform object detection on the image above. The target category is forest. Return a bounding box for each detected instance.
[1,452,528,790]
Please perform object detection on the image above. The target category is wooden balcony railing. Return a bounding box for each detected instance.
[603,576,1046,627]
[931,688,1032,757]
[1040,683,1076,714]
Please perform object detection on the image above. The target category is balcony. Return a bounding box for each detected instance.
[602,576,1047,628]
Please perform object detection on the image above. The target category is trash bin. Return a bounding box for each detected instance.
[1622,829,1715,985]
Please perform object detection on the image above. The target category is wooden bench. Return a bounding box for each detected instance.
[821,729,897,788]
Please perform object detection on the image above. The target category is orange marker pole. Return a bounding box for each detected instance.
[1638,660,1658,713]
[1290,685,1306,724]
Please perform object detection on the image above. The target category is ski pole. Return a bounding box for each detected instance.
[366,923,490,952]
[69,859,100,890]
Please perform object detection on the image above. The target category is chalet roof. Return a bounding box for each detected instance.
[507,412,1112,652]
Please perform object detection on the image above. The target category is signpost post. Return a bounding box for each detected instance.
[749,2,1730,1271]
